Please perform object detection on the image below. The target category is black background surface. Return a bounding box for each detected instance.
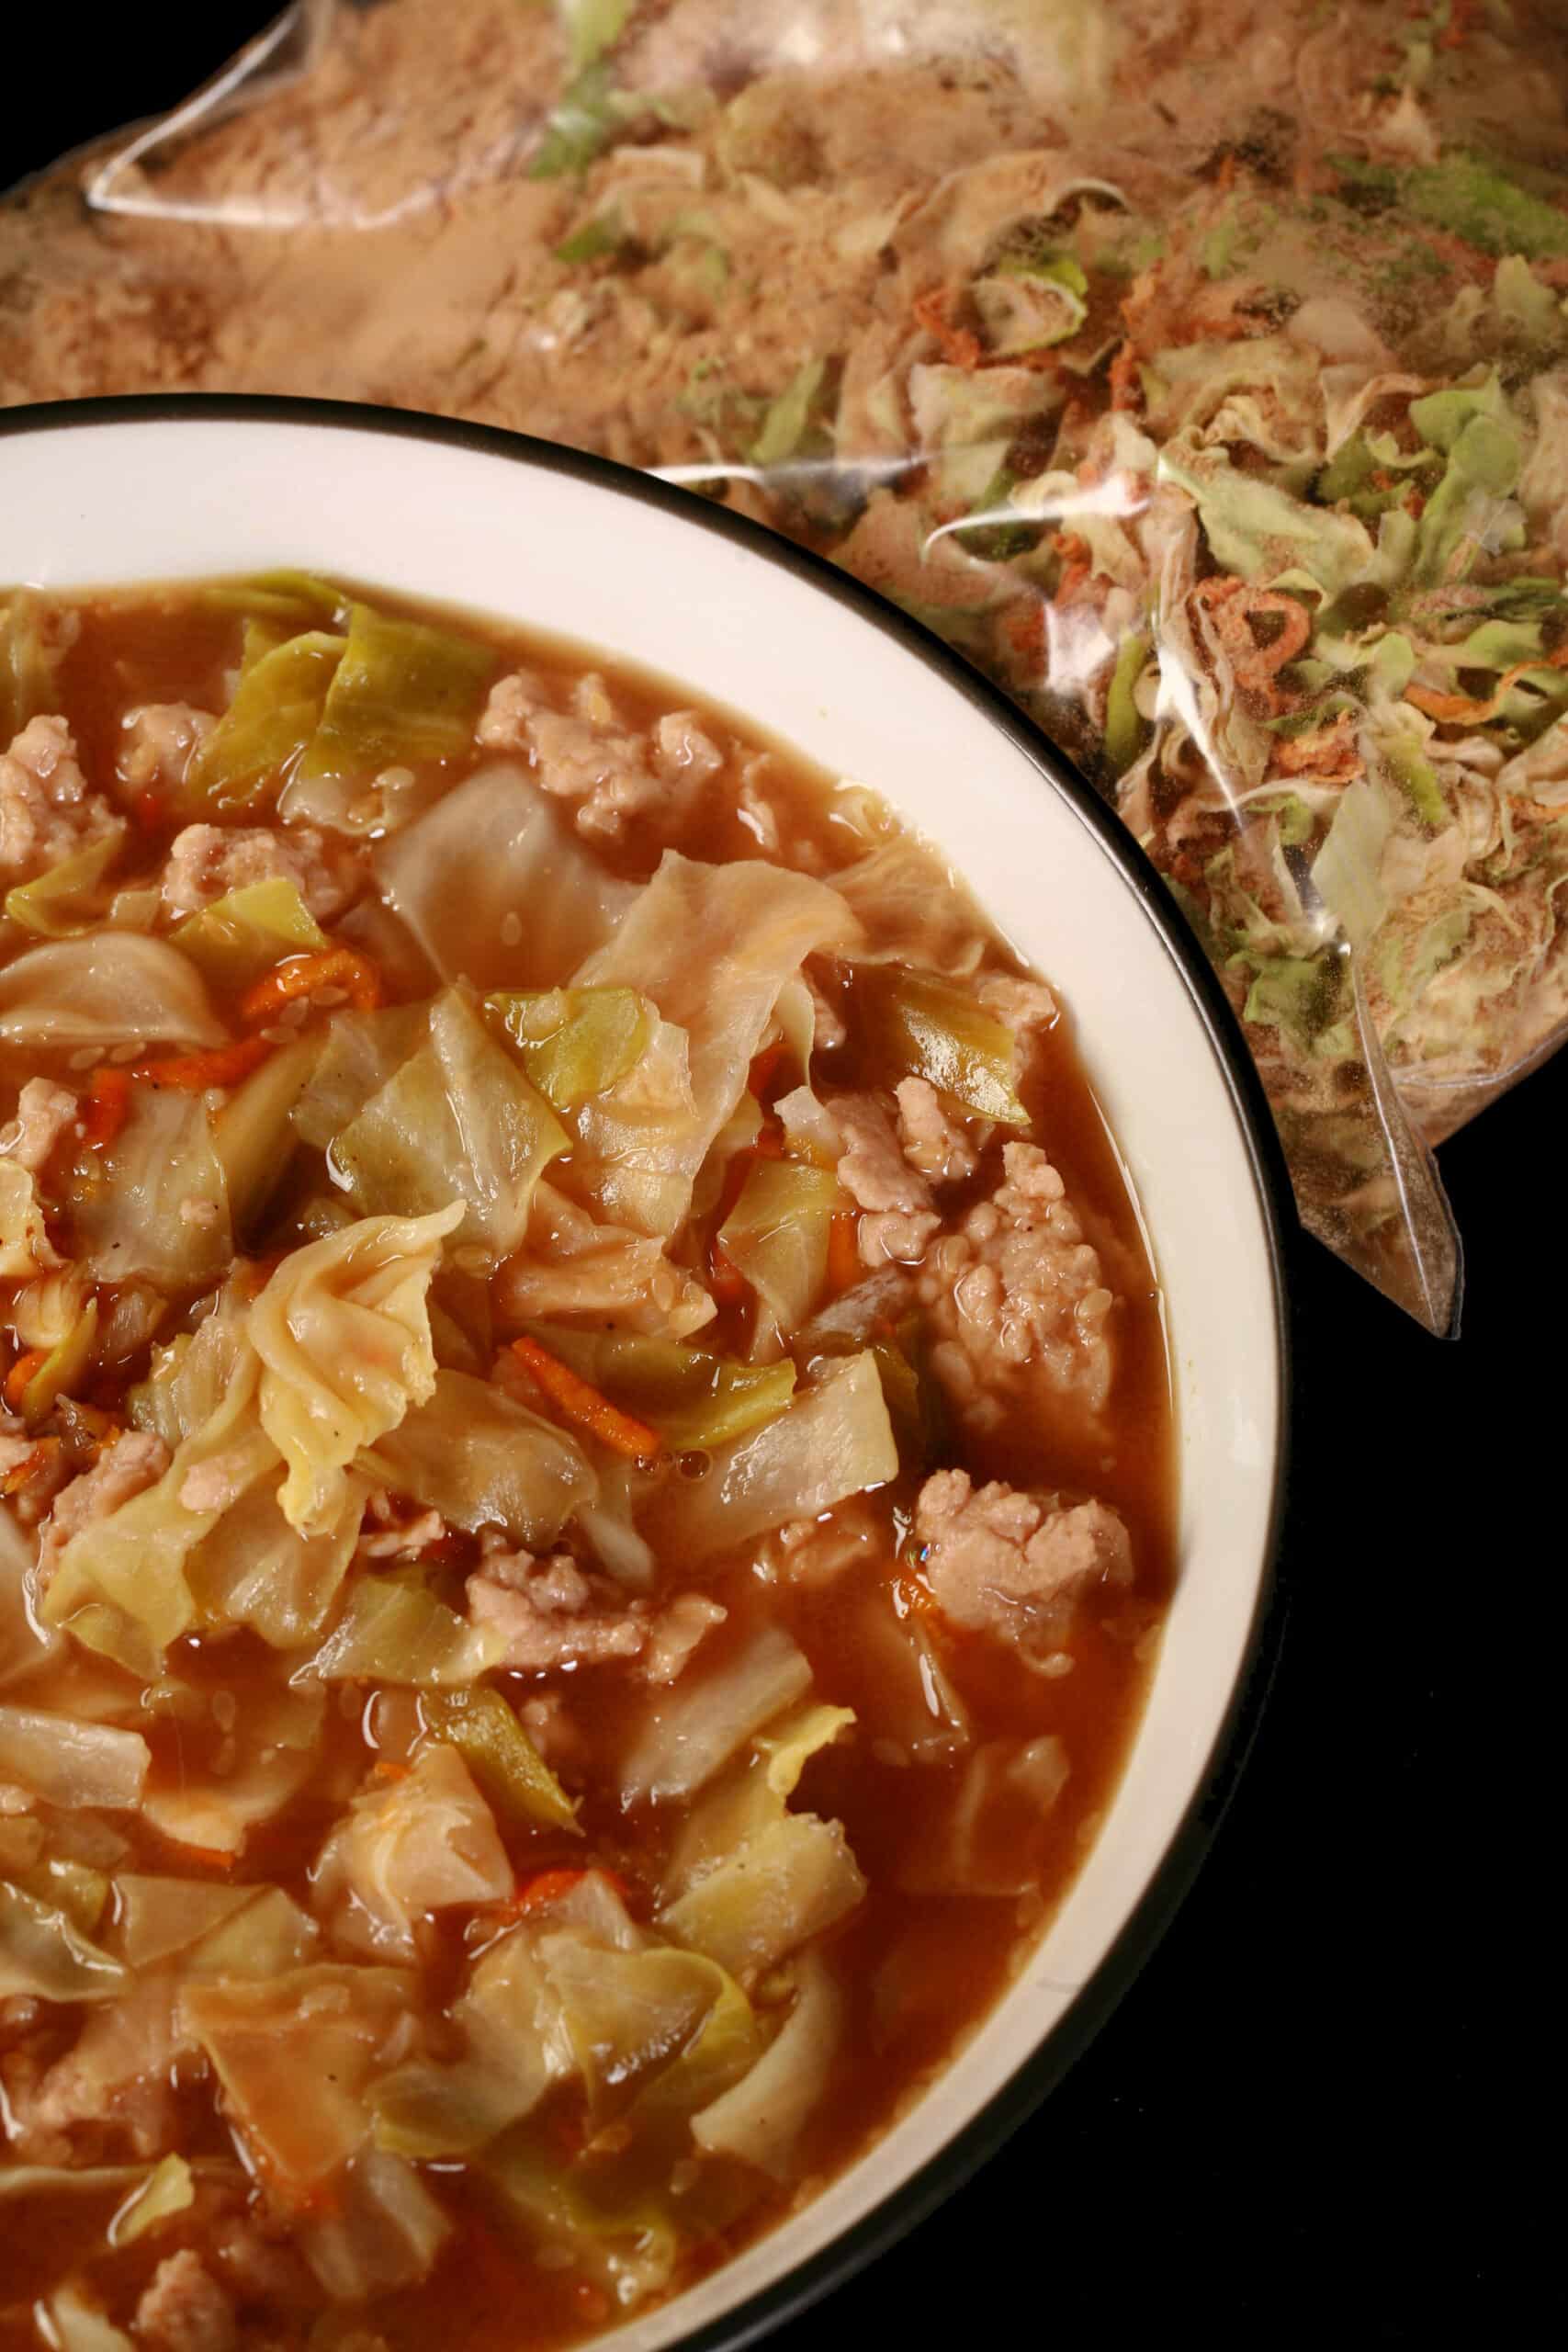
[9,16,1538,2340]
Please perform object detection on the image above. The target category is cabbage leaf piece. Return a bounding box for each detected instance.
[489,987,654,1110]
[296,602,496,782]
[480,2127,681,2305]
[72,1083,232,1289]
[331,989,567,1258]
[298,2144,452,2300]
[691,1950,843,2182]
[0,1706,149,1810]
[187,1465,367,1647]
[289,1003,429,1150]
[495,1181,717,1342]
[371,1924,575,2159]
[716,1159,840,1345]
[618,1625,813,1808]
[0,1880,127,2004]
[179,1962,421,2194]
[0,934,226,1052]
[525,1328,795,1452]
[363,1365,594,1545]
[171,876,327,993]
[211,1032,323,1238]
[301,1569,501,1687]
[33,2283,135,2352]
[422,1686,581,1833]
[657,1808,864,1983]
[854,964,1029,1125]
[42,1348,275,1676]
[570,853,860,1234]
[5,828,126,940]
[373,763,636,991]
[311,1744,511,1960]
[251,1201,463,1532]
[646,1351,897,1562]
[186,625,344,808]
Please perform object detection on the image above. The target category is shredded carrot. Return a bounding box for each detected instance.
[239,946,383,1024]
[369,1758,412,1783]
[1190,575,1311,713]
[502,1864,637,1923]
[913,287,983,370]
[4,1351,49,1413]
[79,1065,132,1152]
[510,1336,663,1466]
[827,1211,862,1297]
[132,1035,274,1093]
[1407,645,1568,728]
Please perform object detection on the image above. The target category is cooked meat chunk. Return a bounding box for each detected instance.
[976,972,1057,1039]
[118,702,215,795]
[134,2250,238,2352]
[895,1076,978,1184]
[917,1142,1115,1430]
[160,821,357,921]
[467,1548,646,1670]
[913,1468,1132,1660]
[832,1093,940,1267]
[641,1592,727,1685]
[0,716,117,881]
[766,1498,889,1588]
[2,1079,78,1174]
[36,1428,170,1587]
[479,671,721,838]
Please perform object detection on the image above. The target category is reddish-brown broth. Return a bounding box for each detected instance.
[0,578,1174,2352]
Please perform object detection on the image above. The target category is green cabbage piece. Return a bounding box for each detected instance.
[750,358,829,467]
[1159,446,1379,595]
[171,876,327,993]
[186,624,345,808]
[290,1002,429,1150]
[0,1881,127,2004]
[0,590,72,738]
[372,1928,572,2158]
[15,1295,97,1427]
[211,1032,323,1238]
[365,1366,595,1545]
[691,1949,841,2183]
[180,1963,419,2195]
[1402,153,1568,261]
[4,828,125,939]
[71,1083,232,1289]
[1104,631,1152,775]
[555,209,629,264]
[525,1328,795,1451]
[333,989,568,1259]
[316,1742,511,1958]
[480,2126,681,2302]
[373,763,635,992]
[619,1625,814,1808]
[716,1158,840,1341]
[1309,778,1394,950]
[646,1351,897,1563]
[488,986,653,1109]
[423,1686,581,1832]
[298,2144,452,2300]
[1411,412,1523,589]
[296,602,494,782]
[187,1466,367,1647]
[530,62,619,179]
[0,1705,149,1810]
[973,253,1088,354]
[657,1809,863,1984]
[251,1201,463,1535]
[0,933,226,1053]
[562,0,632,72]
[1233,949,1347,1057]
[856,964,1029,1124]
[302,1569,502,1687]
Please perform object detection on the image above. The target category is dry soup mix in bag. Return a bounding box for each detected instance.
[6,0,1568,1331]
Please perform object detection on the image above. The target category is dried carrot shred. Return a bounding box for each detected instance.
[132,1035,274,1092]
[239,946,383,1023]
[913,287,983,370]
[510,1336,663,1466]
[1108,338,1143,413]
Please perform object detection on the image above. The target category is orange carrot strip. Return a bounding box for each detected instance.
[4,1351,49,1413]
[827,1211,862,1297]
[510,1336,663,1466]
[913,287,982,370]
[79,1066,132,1152]
[132,1035,274,1092]
[239,947,382,1024]
[2,1442,48,1497]
[506,1865,635,1920]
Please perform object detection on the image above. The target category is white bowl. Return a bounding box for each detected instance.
[0,398,1291,2352]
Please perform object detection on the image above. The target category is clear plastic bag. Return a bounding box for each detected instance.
[6,0,1568,1332]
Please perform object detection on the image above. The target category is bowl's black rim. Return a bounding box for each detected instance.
[0,391,1296,2349]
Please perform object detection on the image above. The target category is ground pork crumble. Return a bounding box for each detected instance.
[478,670,723,838]
[917,1140,1116,1431]
[467,1544,727,1679]
[159,820,358,921]
[0,715,118,882]
[913,1467,1133,1665]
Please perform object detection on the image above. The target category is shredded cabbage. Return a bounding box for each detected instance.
[296,602,495,784]
[0,934,226,1052]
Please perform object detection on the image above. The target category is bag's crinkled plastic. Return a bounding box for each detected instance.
[6,0,1568,1333]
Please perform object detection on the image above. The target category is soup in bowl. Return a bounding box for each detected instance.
[0,401,1287,2352]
